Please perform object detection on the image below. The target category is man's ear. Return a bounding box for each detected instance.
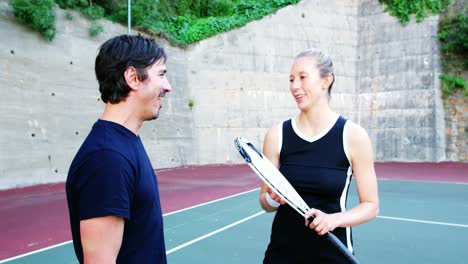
[124,66,140,91]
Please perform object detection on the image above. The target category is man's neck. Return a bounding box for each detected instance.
[100,102,142,135]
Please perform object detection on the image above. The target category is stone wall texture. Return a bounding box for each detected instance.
[0,0,463,189]
[440,0,467,162]
[444,92,467,161]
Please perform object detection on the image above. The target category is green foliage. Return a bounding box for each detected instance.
[172,0,190,15]
[149,0,301,46]
[10,0,56,40]
[9,0,300,44]
[168,0,234,17]
[93,0,126,13]
[211,0,235,16]
[65,11,74,20]
[379,0,450,25]
[438,12,468,58]
[55,0,87,8]
[82,5,106,20]
[89,22,104,37]
[438,11,467,97]
[440,73,468,97]
[49,0,299,45]
[127,0,164,26]
[188,99,195,110]
[378,1,465,98]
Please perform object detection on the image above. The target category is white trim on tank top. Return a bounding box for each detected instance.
[277,123,283,154]
[291,115,340,143]
[343,121,351,165]
[342,121,353,253]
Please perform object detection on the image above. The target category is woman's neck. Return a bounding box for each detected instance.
[296,106,338,137]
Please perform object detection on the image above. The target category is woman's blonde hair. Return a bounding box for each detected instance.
[295,48,335,95]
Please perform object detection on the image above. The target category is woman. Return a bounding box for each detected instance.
[259,48,379,263]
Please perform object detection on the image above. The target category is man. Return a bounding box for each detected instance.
[66,34,172,263]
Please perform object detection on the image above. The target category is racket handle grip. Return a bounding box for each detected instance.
[307,216,359,263]
[325,232,360,264]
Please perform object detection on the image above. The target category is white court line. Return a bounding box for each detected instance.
[378,178,468,185]
[0,241,73,263]
[165,213,468,255]
[378,215,468,228]
[3,186,466,263]
[166,211,265,254]
[164,188,259,216]
[0,188,260,263]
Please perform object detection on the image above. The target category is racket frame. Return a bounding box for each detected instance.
[234,137,360,264]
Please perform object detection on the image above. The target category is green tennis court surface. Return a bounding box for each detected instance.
[2,179,467,264]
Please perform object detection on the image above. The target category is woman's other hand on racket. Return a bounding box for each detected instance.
[260,183,286,212]
[304,209,340,236]
[267,188,286,205]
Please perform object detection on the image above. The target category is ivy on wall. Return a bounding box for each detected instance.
[8,0,301,46]
[438,12,468,97]
[141,0,301,46]
[9,0,106,40]
[10,0,56,40]
[7,0,468,98]
[378,0,450,25]
[379,0,467,97]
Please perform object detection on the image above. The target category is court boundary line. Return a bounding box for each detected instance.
[3,186,466,263]
[166,211,265,254]
[164,188,260,217]
[378,178,468,185]
[378,215,468,228]
[0,241,73,264]
[0,188,260,263]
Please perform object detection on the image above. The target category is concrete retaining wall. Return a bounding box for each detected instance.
[0,0,453,189]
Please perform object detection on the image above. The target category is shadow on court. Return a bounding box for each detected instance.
[0,162,466,263]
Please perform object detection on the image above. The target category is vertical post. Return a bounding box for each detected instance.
[127,0,131,34]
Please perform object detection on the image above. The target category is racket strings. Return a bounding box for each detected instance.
[249,161,310,216]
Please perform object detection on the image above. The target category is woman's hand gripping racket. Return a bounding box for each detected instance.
[234,137,360,264]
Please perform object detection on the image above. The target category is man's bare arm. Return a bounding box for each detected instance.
[80,216,124,264]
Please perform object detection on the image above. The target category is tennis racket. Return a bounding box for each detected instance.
[234,137,360,264]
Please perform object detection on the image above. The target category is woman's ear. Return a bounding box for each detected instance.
[322,74,334,91]
[124,66,140,91]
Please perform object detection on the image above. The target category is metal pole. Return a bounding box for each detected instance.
[127,0,131,34]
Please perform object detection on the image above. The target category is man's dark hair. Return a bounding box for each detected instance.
[95,34,167,104]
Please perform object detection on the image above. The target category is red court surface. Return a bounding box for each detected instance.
[0,162,466,260]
